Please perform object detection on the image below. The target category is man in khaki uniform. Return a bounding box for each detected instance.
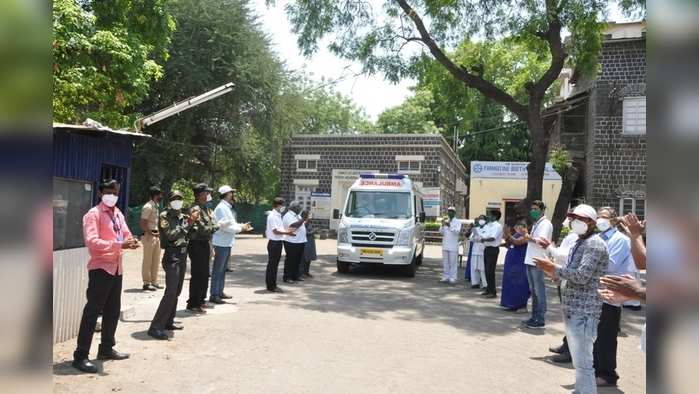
[140,186,163,291]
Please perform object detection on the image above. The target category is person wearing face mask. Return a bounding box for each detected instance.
[265,197,296,292]
[591,207,637,387]
[148,190,198,340]
[72,179,139,373]
[468,215,488,289]
[500,220,530,311]
[439,207,462,285]
[211,185,252,303]
[140,186,163,291]
[185,183,217,313]
[481,210,503,298]
[521,200,553,329]
[534,204,609,394]
[283,201,310,283]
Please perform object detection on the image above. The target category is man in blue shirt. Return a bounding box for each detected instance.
[593,206,637,387]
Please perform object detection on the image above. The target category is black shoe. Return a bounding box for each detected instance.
[549,344,566,354]
[97,349,130,360]
[305,273,314,278]
[551,353,572,363]
[283,279,296,284]
[148,329,169,340]
[209,297,225,304]
[471,285,481,289]
[270,287,284,293]
[225,268,234,272]
[485,293,497,299]
[220,293,233,299]
[143,284,156,291]
[72,358,98,373]
[623,304,642,311]
[186,306,207,314]
[165,324,183,331]
[480,291,490,296]
[295,277,305,282]
[152,283,163,289]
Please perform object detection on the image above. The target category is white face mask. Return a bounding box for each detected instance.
[478,219,486,226]
[101,194,118,207]
[170,200,184,210]
[570,219,589,235]
[596,218,611,232]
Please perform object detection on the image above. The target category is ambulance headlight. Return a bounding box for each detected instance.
[396,226,414,246]
[338,225,350,244]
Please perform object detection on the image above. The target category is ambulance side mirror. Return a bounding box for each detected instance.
[333,209,341,219]
[419,212,426,223]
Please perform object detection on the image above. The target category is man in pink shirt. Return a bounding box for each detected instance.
[72,179,140,374]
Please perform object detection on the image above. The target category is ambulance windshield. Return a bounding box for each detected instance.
[345,191,412,219]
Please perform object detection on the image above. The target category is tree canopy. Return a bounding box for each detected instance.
[52,0,175,127]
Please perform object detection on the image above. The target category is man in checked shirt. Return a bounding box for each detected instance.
[534,204,609,394]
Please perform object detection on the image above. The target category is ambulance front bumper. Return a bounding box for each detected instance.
[337,244,413,265]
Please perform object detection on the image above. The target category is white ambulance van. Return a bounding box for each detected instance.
[333,173,425,277]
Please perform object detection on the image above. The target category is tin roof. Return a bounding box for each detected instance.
[53,121,151,139]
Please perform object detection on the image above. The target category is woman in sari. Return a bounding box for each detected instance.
[500,221,530,311]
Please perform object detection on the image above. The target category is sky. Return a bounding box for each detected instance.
[251,1,631,121]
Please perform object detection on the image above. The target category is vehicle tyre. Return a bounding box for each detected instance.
[337,259,350,274]
[404,256,416,278]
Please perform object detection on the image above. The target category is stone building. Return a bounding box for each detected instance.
[547,21,646,218]
[280,134,468,230]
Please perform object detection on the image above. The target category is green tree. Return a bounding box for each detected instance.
[131,0,286,204]
[376,89,441,134]
[52,0,175,127]
[282,0,645,209]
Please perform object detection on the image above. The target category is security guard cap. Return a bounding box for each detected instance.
[193,183,213,194]
[169,190,184,200]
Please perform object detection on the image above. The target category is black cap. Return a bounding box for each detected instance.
[149,185,162,195]
[192,183,212,194]
[169,190,183,200]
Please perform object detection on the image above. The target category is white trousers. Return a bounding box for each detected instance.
[442,250,459,282]
[470,254,487,287]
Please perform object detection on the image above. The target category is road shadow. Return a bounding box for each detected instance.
[221,251,572,338]
[530,355,574,369]
[53,360,109,376]
[130,329,170,341]
[124,288,150,294]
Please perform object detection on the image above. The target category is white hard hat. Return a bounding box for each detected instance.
[218,185,234,195]
[447,206,456,211]
[567,204,597,221]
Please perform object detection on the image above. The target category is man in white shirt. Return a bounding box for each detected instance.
[522,200,553,329]
[469,215,488,289]
[481,210,503,298]
[211,185,251,303]
[439,206,462,285]
[282,201,309,283]
[265,197,295,293]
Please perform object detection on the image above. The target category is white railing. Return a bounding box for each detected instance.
[53,247,89,344]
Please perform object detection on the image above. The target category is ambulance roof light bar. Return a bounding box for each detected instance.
[359,173,405,180]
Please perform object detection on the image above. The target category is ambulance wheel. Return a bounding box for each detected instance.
[404,257,416,278]
[337,259,350,274]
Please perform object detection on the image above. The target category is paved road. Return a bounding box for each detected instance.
[53,236,646,393]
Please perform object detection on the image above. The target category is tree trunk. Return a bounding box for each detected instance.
[552,165,580,242]
[517,112,550,219]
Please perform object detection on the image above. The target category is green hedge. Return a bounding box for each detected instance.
[424,221,441,231]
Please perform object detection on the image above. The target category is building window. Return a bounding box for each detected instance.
[619,197,645,220]
[397,160,421,174]
[622,96,646,135]
[297,159,318,172]
[295,185,314,211]
[53,177,94,250]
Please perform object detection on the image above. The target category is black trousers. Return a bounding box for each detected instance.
[187,240,210,308]
[151,248,187,330]
[594,303,622,383]
[484,246,500,295]
[283,241,304,281]
[266,240,283,290]
[74,269,122,361]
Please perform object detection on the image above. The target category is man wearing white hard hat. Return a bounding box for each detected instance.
[210,185,252,303]
[439,206,462,284]
[533,204,609,394]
